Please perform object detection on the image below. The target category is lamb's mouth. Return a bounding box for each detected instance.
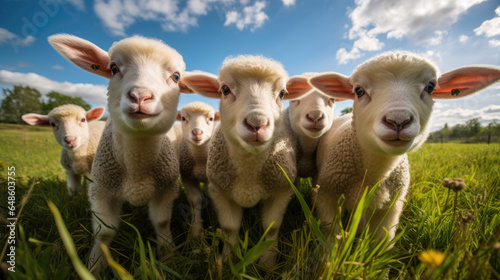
[381,138,411,147]
[128,111,159,119]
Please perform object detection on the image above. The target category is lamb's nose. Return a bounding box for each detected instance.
[306,111,324,124]
[128,89,154,106]
[192,128,203,136]
[382,115,413,132]
[244,118,269,132]
[64,136,76,144]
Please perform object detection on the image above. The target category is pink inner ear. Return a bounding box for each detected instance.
[287,77,311,96]
[180,74,221,99]
[49,35,112,79]
[86,107,105,122]
[434,67,500,99]
[214,112,221,122]
[309,73,355,100]
[22,114,50,126]
[176,111,182,121]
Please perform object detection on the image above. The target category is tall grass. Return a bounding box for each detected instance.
[1,125,499,279]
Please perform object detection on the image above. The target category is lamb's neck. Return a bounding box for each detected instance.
[113,128,163,168]
[187,141,209,162]
[227,141,269,169]
[359,145,403,184]
[297,135,319,158]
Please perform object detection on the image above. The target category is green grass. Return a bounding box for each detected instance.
[1,125,499,279]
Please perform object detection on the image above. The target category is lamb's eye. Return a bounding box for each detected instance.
[181,117,186,121]
[355,87,365,98]
[209,117,214,122]
[221,85,231,96]
[425,83,435,94]
[110,63,119,76]
[172,72,180,83]
[279,90,286,99]
[50,123,56,128]
[81,118,86,123]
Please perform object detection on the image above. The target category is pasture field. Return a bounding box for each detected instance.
[0,124,499,279]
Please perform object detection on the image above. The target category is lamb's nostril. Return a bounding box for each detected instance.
[64,136,76,144]
[307,112,324,123]
[128,92,139,103]
[192,129,203,136]
[383,116,413,132]
[245,118,268,132]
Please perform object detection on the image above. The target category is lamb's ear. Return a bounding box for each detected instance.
[179,72,221,99]
[48,34,112,79]
[86,106,106,122]
[308,72,355,100]
[433,66,500,99]
[22,114,51,126]
[284,75,312,100]
[214,111,220,122]
[176,111,182,121]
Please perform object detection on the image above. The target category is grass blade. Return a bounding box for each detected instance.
[47,200,96,280]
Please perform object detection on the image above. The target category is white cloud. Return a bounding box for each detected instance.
[338,0,487,64]
[224,1,268,31]
[0,70,108,105]
[474,6,500,38]
[0,28,36,47]
[52,65,64,70]
[282,0,296,7]
[459,35,469,42]
[93,0,270,36]
[489,39,500,47]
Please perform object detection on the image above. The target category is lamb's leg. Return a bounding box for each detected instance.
[209,185,242,260]
[260,191,294,268]
[315,188,340,241]
[183,179,203,238]
[369,200,405,247]
[148,184,178,260]
[66,170,82,196]
[88,191,123,272]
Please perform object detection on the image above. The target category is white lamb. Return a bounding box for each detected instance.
[284,73,337,179]
[176,102,219,238]
[48,34,186,271]
[22,104,105,195]
[180,55,311,267]
[309,51,500,244]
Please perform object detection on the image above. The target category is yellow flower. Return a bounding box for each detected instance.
[419,250,446,267]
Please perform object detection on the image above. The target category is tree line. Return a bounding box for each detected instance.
[0,85,91,124]
[427,118,500,144]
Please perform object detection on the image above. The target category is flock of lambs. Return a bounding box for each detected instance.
[21,34,500,272]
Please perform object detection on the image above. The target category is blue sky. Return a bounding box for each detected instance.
[1,0,500,131]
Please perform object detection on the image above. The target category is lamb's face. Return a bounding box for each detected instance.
[49,108,90,151]
[107,37,185,135]
[351,56,437,155]
[179,105,219,146]
[218,72,288,154]
[289,91,335,139]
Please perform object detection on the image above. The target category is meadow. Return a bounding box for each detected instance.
[0,124,499,279]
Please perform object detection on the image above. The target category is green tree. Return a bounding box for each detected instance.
[341,107,353,116]
[41,91,91,114]
[465,118,481,136]
[0,86,42,124]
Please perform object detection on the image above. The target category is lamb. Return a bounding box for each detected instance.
[179,55,311,267]
[22,105,106,195]
[48,34,186,272]
[284,73,337,179]
[308,51,500,245]
[176,102,219,238]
